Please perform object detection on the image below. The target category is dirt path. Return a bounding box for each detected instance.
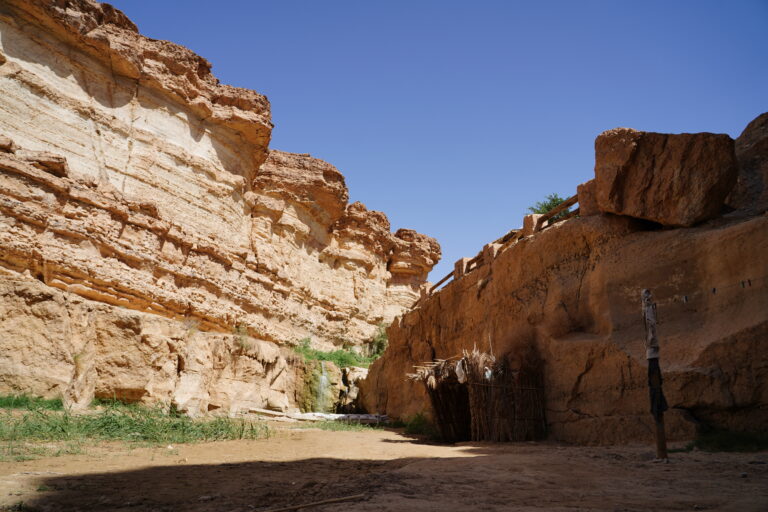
[1,426,767,511]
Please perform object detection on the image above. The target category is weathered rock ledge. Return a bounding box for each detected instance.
[1,0,272,171]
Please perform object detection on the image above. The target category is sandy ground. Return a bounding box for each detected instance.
[1,425,767,511]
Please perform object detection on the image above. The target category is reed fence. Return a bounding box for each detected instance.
[409,348,546,443]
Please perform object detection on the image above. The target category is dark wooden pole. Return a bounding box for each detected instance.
[642,289,668,461]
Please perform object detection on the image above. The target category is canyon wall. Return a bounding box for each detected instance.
[362,115,768,444]
[0,0,439,413]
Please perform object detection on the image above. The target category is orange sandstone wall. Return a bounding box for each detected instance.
[362,116,768,444]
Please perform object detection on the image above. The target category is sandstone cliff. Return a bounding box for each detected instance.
[0,0,439,412]
[362,116,768,444]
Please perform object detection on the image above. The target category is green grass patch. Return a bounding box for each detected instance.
[293,420,384,432]
[0,402,271,461]
[528,192,573,225]
[294,325,388,369]
[294,338,374,368]
[0,440,84,463]
[673,429,768,453]
[403,413,440,440]
[0,394,63,411]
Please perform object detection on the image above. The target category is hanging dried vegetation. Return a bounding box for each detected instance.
[409,347,546,443]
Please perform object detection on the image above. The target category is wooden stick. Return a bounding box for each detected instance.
[552,207,580,224]
[429,270,455,294]
[655,414,668,460]
[534,194,578,232]
[260,493,366,512]
[642,289,668,461]
[492,228,520,245]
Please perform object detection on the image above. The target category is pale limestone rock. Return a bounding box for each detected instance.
[0,278,300,415]
[338,366,369,413]
[0,0,440,410]
[15,150,69,177]
[0,135,15,153]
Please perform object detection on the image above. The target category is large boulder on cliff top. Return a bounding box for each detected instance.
[726,112,768,212]
[594,128,738,226]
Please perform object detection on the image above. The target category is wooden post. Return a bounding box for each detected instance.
[642,289,668,461]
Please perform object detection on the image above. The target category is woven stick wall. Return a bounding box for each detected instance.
[409,359,471,443]
[409,348,546,443]
[463,348,546,442]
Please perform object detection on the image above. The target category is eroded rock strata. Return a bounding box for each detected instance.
[362,117,768,444]
[0,0,439,412]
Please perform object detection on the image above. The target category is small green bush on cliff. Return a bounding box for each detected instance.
[294,325,389,369]
[294,338,366,367]
[370,323,389,358]
[528,192,571,224]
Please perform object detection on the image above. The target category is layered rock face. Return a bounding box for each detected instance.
[362,116,768,444]
[0,278,298,414]
[0,0,439,411]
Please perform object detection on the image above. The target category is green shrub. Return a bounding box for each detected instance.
[294,327,389,369]
[403,413,439,439]
[370,323,389,358]
[677,429,768,453]
[528,192,571,224]
[294,338,372,368]
[233,323,253,351]
[0,394,63,411]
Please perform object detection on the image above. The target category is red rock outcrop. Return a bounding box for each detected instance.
[727,112,768,212]
[362,117,767,445]
[594,128,738,226]
[0,1,440,412]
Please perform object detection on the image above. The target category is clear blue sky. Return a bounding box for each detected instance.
[109,0,767,280]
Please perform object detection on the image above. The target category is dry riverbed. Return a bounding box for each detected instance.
[1,425,766,511]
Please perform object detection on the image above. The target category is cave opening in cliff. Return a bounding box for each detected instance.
[412,349,546,443]
[420,360,472,443]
